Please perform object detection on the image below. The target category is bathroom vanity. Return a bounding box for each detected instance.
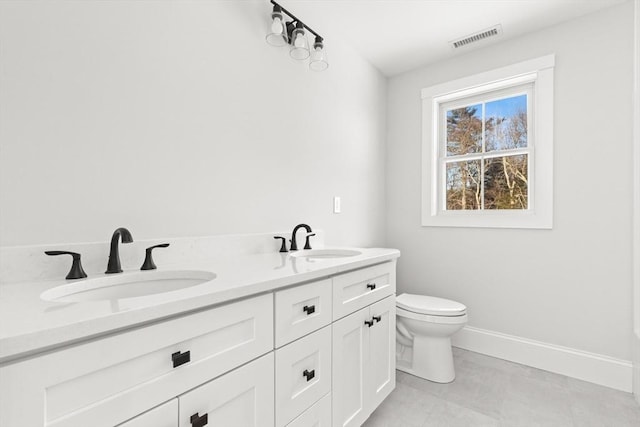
[0,237,399,427]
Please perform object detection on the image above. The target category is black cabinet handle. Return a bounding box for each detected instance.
[366,283,376,291]
[190,412,208,427]
[364,319,374,328]
[172,350,191,368]
[303,369,315,381]
[303,305,316,315]
[373,315,382,323]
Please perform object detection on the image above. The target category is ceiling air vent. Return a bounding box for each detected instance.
[450,24,502,49]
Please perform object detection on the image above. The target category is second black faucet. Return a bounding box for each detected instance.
[290,223,315,251]
[106,227,133,274]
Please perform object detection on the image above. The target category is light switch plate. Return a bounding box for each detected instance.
[333,196,341,213]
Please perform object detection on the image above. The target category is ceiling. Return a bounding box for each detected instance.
[275,0,628,76]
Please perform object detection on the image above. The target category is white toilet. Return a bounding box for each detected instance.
[395,293,467,383]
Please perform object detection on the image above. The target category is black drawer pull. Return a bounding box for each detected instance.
[172,350,191,368]
[366,283,376,290]
[303,369,316,381]
[373,315,382,323]
[364,319,374,328]
[303,305,316,315]
[190,412,208,427]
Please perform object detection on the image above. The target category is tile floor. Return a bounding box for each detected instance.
[363,348,640,427]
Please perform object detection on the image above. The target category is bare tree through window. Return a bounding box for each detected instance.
[444,94,529,210]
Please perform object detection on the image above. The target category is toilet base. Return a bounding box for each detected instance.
[396,336,456,383]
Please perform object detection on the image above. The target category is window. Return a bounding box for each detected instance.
[442,86,531,211]
[421,55,554,228]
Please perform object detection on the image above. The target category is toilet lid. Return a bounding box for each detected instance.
[396,293,466,316]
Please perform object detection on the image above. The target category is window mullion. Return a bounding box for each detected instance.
[444,153,486,162]
[482,148,530,159]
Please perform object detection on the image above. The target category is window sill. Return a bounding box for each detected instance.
[421,209,552,229]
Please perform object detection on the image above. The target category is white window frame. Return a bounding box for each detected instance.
[421,55,555,229]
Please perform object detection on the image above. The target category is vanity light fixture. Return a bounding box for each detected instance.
[265,0,328,71]
[309,35,328,71]
[266,4,287,46]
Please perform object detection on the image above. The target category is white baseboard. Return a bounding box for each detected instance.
[452,326,633,392]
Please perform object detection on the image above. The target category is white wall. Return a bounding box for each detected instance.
[387,0,634,365]
[0,0,387,248]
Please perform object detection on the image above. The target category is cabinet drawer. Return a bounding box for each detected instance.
[117,399,178,427]
[332,261,396,320]
[275,326,332,426]
[30,293,273,427]
[179,352,274,427]
[275,279,332,347]
[286,393,331,427]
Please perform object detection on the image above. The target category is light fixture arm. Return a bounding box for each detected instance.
[270,0,323,42]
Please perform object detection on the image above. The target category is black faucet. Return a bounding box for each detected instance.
[290,224,314,251]
[106,227,133,274]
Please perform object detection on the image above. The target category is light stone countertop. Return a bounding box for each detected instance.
[0,247,400,364]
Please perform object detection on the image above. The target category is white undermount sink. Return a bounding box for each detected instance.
[289,249,362,260]
[40,270,216,303]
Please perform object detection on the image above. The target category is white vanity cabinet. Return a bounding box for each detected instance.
[0,258,397,427]
[332,296,396,427]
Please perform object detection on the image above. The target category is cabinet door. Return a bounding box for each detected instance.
[179,353,274,427]
[331,306,369,427]
[117,399,178,427]
[367,295,396,411]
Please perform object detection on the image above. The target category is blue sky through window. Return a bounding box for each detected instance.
[486,94,527,119]
[446,94,528,155]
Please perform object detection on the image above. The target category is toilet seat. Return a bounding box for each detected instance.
[397,293,466,317]
[396,306,468,324]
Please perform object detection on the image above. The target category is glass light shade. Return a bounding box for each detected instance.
[289,26,309,60]
[266,10,287,46]
[309,46,328,71]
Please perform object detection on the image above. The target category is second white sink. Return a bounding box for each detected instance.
[289,249,362,260]
[41,270,216,303]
